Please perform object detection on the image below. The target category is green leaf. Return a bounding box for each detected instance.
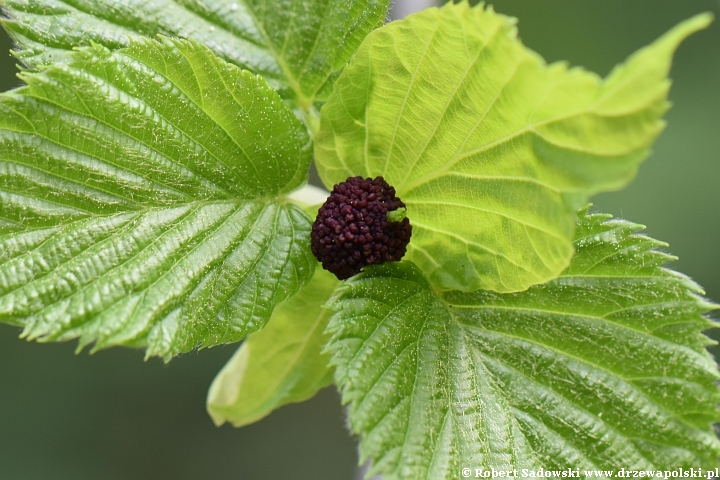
[0,37,316,360]
[0,0,390,107]
[315,3,712,293]
[207,268,338,427]
[326,209,720,478]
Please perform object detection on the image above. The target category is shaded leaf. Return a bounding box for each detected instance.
[326,209,720,478]
[315,3,711,292]
[207,268,338,427]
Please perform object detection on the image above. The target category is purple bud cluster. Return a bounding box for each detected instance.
[311,176,412,280]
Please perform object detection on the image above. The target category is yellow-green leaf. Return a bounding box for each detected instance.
[315,3,711,292]
[207,269,338,427]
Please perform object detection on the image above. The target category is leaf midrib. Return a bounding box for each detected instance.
[449,297,718,437]
[380,20,439,179]
[237,0,310,108]
[0,215,132,301]
[397,83,667,195]
[18,199,284,345]
[397,18,506,187]
[408,198,567,241]
[115,201,271,345]
[26,0,267,56]
[24,203,211,340]
[3,89,235,200]
[116,52,267,195]
[476,333,719,456]
[7,0,330,108]
[409,219,542,277]
[473,348,658,468]
[0,198,275,303]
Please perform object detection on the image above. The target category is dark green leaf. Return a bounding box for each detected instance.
[0,37,315,359]
[0,0,390,107]
[326,209,720,478]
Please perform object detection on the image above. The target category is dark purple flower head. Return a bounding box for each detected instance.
[311,176,412,280]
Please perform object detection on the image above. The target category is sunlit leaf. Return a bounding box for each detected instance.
[326,209,720,478]
[315,3,711,292]
[0,37,315,360]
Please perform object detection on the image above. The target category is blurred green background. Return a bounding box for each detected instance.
[0,1,718,479]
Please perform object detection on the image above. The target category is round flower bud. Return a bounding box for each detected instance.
[311,176,412,280]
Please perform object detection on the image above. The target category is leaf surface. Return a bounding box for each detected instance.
[0,0,390,107]
[0,37,315,359]
[207,268,338,427]
[326,209,720,478]
[315,3,711,292]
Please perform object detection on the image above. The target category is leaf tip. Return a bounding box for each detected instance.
[650,12,713,59]
[679,12,714,35]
